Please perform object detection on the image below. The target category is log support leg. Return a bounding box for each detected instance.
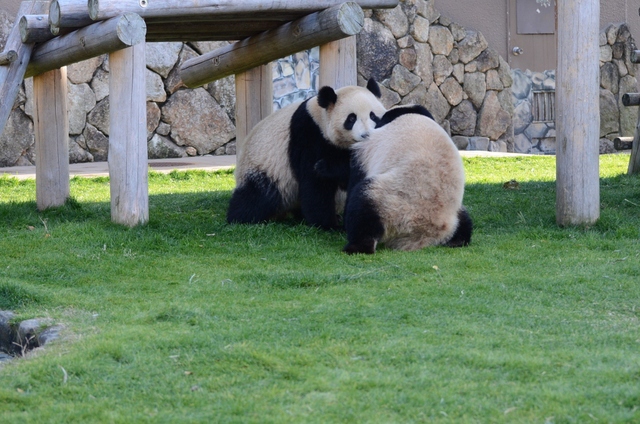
[234,64,273,156]
[34,67,70,210]
[108,42,148,226]
[319,36,357,89]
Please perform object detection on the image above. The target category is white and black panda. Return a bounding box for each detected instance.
[340,104,472,254]
[226,79,386,230]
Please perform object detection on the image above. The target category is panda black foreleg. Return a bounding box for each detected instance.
[343,180,385,254]
[298,178,341,230]
[444,206,473,247]
[226,171,284,224]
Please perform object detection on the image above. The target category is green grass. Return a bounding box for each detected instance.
[0,155,638,423]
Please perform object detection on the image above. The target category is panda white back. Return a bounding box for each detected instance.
[350,112,466,250]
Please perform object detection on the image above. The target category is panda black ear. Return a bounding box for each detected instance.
[317,86,338,109]
[366,78,382,98]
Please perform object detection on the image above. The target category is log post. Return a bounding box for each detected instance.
[20,14,52,43]
[26,13,146,79]
[555,0,600,225]
[49,0,94,30]
[180,2,364,87]
[622,93,640,107]
[88,0,398,22]
[0,1,49,139]
[235,64,273,157]
[34,67,70,210]
[108,42,148,226]
[629,109,640,175]
[319,36,357,88]
[0,51,17,65]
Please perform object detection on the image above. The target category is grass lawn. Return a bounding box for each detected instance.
[0,154,638,423]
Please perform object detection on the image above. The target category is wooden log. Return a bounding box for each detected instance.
[108,43,149,227]
[144,20,284,42]
[21,14,74,43]
[613,136,633,150]
[235,64,273,156]
[629,108,640,174]
[631,49,640,64]
[49,0,94,29]
[622,93,640,107]
[25,13,146,79]
[0,50,17,65]
[88,0,398,22]
[0,1,49,140]
[556,0,600,225]
[34,67,70,210]
[180,2,364,88]
[319,36,357,88]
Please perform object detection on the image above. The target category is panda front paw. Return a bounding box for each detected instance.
[343,239,377,255]
[314,159,330,177]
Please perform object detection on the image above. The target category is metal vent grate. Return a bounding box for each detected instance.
[532,90,555,122]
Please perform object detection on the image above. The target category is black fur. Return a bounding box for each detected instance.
[288,99,351,230]
[366,78,382,98]
[317,86,338,109]
[226,171,284,223]
[343,178,385,254]
[376,105,434,128]
[445,207,473,247]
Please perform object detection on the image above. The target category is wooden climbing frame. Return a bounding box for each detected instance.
[0,0,398,226]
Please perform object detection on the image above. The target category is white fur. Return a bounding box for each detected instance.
[235,85,386,211]
[352,112,465,250]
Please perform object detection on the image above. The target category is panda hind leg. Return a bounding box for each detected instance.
[343,181,385,254]
[227,171,284,224]
[444,206,473,247]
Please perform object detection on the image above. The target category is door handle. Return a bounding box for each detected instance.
[512,46,524,56]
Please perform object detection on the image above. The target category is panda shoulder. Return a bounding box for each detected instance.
[376,104,435,128]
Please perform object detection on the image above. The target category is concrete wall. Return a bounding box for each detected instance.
[435,0,639,61]
[0,0,20,16]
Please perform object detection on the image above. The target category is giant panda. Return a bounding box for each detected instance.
[341,105,473,254]
[227,79,386,230]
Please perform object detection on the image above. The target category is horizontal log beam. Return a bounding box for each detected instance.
[180,2,364,88]
[613,136,633,150]
[145,21,284,42]
[0,50,17,65]
[20,14,49,43]
[49,0,94,29]
[25,13,146,79]
[89,0,397,23]
[622,93,640,107]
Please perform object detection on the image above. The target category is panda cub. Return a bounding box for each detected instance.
[227,79,386,230]
[341,105,473,254]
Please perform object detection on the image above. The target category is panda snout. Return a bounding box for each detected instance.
[360,132,370,140]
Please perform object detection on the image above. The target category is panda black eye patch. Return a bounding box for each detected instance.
[370,112,380,124]
[344,113,357,130]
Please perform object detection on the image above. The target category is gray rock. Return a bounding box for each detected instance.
[468,136,490,151]
[457,29,488,64]
[225,141,237,155]
[0,311,15,353]
[449,100,476,136]
[87,97,110,136]
[452,63,464,84]
[463,72,486,109]
[410,15,430,43]
[91,68,109,102]
[357,18,399,81]
[474,48,500,72]
[510,69,531,101]
[600,62,619,94]
[146,69,167,102]
[513,99,533,135]
[451,135,469,150]
[413,42,433,85]
[67,83,96,135]
[423,82,450,123]
[497,56,513,88]
[0,108,34,167]
[145,42,182,78]
[378,82,402,108]
[83,124,109,161]
[486,69,504,90]
[162,88,235,155]
[599,89,620,137]
[67,56,103,84]
[69,136,94,163]
[477,91,511,140]
[399,47,417,71]
[600,45,613,63]
[440,77,463,106]
[514,132,532,153]
[600,137,617,154]
[432,54,453,85]
[389,65,421,96]
[374,5,409,39]
[428,25,454,56]
[148,134,187,159]
[147,101,161,140]
[165,44,199,95]
[619,75,639,136]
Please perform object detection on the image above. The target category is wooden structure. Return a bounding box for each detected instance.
[555,0,601,226]
[0,0,397,226]
[621,58,640,175]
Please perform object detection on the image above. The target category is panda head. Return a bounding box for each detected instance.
[312,78,386,148]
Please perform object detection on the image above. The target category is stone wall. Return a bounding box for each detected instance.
[356,0,514,152]
[1,2,639,167]
[512,23,638,154]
